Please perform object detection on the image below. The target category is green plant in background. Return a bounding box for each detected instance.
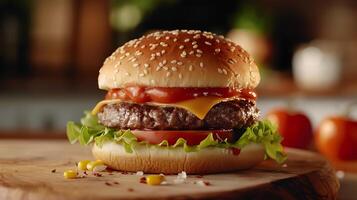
[232,3,272,35]
[110,0,175,32]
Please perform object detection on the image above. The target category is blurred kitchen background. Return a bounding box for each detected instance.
[0,0,357,134]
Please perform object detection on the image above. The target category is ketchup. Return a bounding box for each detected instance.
[106,86,256,103]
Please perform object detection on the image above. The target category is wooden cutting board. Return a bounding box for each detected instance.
[0,139,339,200]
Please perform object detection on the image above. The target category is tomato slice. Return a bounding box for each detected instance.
[106,86,256,103]
[131,130,234,146]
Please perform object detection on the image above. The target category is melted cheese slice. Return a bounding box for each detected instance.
[91,96,232,120]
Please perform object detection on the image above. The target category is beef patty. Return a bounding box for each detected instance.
[97,99,259,130]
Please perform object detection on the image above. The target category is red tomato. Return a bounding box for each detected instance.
[315,117,357,161]
[266,109,313,149]
[106,86,256,103]
[131,130,234,146]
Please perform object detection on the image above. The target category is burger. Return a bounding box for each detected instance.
[67,30,286,174]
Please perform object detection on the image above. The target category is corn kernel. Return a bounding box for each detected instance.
[64,170,77,179]
[77,160,90,171]
[87,160,105,171]
[146,175,165,185]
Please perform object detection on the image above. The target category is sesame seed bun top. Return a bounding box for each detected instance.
[98,30,260,90]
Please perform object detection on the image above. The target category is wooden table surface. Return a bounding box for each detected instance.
[0,139,339,200]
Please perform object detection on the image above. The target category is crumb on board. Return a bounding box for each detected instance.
[194,180,211,186]
[140,177,147,184]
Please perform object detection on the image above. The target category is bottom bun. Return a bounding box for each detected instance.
[92,142,265,174]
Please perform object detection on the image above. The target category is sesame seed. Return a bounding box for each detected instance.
[173,38,177,42]
[180,51,187,58]
[139,73,145,77]
[189,65,193,71]
[156,52,161,57]
[141,45,146,49]
[218,68,223,74]
[179,45,184,49]
[177,61,183,65]
[222,68,228,75]
[125,72,130,76]
[244,57,249,63]
[203,92,208,96]
[205,41,212,45]
[151,79,156,84]
[160,42,168,47]
[189,51,194,55]
[196,54,202,57]
[143,69,148,74]
[166,72,171,77]
[125,52,130,56]
[228,59,235,64]
[133,63,139,67]
[131,58,137,62]
[230,47,235,52]
[161,50,166,54]
[135,51,142,56]
[172,67,177,71]
[163,66,168,71]
[171,60,177,64]
[165,36,170,40]
[159,62,163,67]
[155,66,161,71]
[193,45,198,49]
[193,34,200,39]
[178,73,182,79]
[119,55,125,60]
[144,63,149,68]
[196,49,203,54]
[187,30,195,34]
[114,69,119,73]
[149,44,158,50]
[184,38,190,42]
[162,59,167,65]
[192,41,197,45]
[155,36,161,40]
[199,62,204,68]
[215,48,221,53]
[216,39,220,43]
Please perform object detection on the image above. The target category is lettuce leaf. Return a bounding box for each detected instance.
[67,112,287,164]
